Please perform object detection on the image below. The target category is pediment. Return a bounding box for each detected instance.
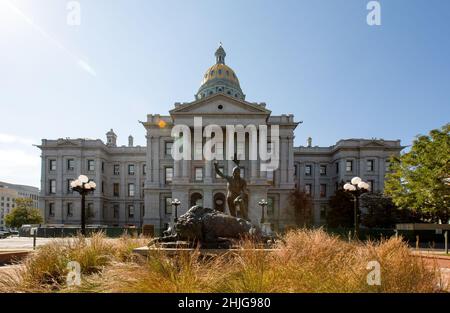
[56,139,79,146]
[362,140,387,148]
[170,94,271,116]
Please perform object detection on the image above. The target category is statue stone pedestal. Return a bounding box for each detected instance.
[261,222,273,236]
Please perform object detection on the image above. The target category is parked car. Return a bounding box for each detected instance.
[0,230,11,239]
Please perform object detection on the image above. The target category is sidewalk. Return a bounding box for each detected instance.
[0,237,56,251]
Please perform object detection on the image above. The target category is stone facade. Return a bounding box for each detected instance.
[37,47,403,233]
[0,181,40,229]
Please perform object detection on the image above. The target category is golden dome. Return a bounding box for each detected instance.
[200,63,240,86]
[196,45,245,100]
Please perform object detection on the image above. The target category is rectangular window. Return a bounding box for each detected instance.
[87,160,95,171]
[236,142,245,159]
[87,203,94,217]
[165,142,173,156]
[305,165,312,176]
[195,167,203,181]
[346,160,353,172]
[367,160,374,172]
[320,205,327,220]
[335,162,339,174]
[49,179,56,194]
[101,181,104,193]
[113,183,119,197]
[165,197,172,214]
[266,169,274,183]
[215,143,224,159]
[101,162,105,173]
[143,164,146,175]
[49,159,56,171]
[67,202,73,217]
[67,159,75,171]
[335,182,339,191]
[305,184,312,195]
[128,183,135,197]
[48,203,55,217]
[128,205,134,218]
[113,164,120,175]
[113,204,119,218]
[216,166,224,179]
[368,180,374,192]
[165,167,173,184]
[320,165,327,176]
[67,179,74,194]
[128,164,135,175]
[320,184,327,197]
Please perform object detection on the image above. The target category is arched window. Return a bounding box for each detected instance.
[190,193,203,207]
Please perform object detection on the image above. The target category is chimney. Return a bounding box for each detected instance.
[128,135,134,147]
[307,137,312,147]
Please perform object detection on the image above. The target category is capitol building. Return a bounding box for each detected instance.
[38,46,403,234]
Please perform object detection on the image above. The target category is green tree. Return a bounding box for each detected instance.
[4,198,43,228]
[360,192,420,228]
[385,123,450,223]
[326,182,355,228]
[288,189,313,227]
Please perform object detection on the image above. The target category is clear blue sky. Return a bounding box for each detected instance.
[1,0,449,187]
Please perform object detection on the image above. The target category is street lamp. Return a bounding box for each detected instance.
[171,198,181,223]
[70,175,96,236]
[258,199,268,224]
[343,177,370,240]
[258,198,272,236]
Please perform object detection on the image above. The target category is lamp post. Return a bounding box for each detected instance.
[171,198,181,223]
[258,199,268,224]
[70,175,96,236]
[258,198,272,236]
[343,177,369,240]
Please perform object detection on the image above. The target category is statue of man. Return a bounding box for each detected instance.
[214,161,249,220]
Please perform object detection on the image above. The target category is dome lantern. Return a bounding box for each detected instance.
[215,43,226,64]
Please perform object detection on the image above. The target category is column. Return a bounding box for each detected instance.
[204,160,212,183]
[145,134,153,185]
[287,136,294,184]
[379,157,385,192]
[279,137,287,184]
[153,136,160,185]
[228,160,234,176]
[174,159,180,180]
[182,160,189,181]
[203,188,213,209]
[314,162,320,201]
[39,153,46,219]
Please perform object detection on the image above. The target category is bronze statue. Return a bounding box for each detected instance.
[214,159,249,221]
